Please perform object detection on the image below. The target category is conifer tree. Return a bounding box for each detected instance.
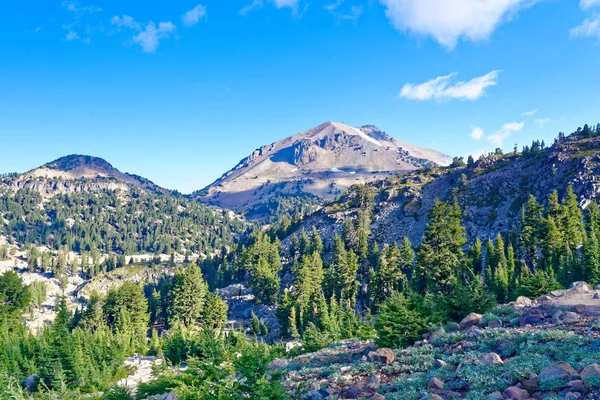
[168,264,208,326]
[201,291,228,332]
[560,186,585,248]
[310,227,323,256]
[583,231,600,285]
[415,199,467,294]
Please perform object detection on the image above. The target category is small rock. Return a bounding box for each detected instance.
[269,358,289,369]
[480,352,504,366]
[539,362,579,385]
[487,391,504,400]
[574,304,586,313]
[368,348,396,365]
[431,327,446,338]
[22,374,39,393]
[414,340,423,347]
[551,310,564,324]
[364,374,381,391]
[342,386,363,399]
[570,281,592,292]
[459,313,483,329]
[514,296,532,307]
[428,377,444,390]
[488,320,502,328]
[594,292,600,299]
[446,322,460,331]
[369,395,385,400]
[562,311,580,323]
[580,363,600,384]
[595,284,600,290]
[521,374,539,390]
[503,386,530,399]
[434,359,448,368]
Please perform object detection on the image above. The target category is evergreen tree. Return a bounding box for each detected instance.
[201,291,228,332]
[168,264,208,325]
[374,292,427,348]
[415,199,467,294]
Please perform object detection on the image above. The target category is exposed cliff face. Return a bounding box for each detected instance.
[1,154,170,196]
[286,134,600,247]
[197,122,452,211]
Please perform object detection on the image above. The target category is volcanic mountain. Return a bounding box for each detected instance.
[197,122,452,210]
[2,155,168,195]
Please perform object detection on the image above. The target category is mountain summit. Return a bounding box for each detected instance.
[3,154,168,195]
[198,122,451,210]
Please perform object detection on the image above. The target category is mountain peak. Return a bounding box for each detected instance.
[43,155,117,174]
[199,122,452,211]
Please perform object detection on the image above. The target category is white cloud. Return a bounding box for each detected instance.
[521,109,538,117]
[571,14,600,39]
[112,16,176,53]
[488,131,511,148]
[470,126,484,140]
[534,118,552,127]
[133,22,176,53]
[65,30,90,43]
[240,0,299,15]
[182,5,207,27]
[379,0,538,49]
[502,122,524,132]
[325,0,362,23]
[62,0,101,16]
[400,70,501,101]
[111,15,140,30]
[580,0,600,10]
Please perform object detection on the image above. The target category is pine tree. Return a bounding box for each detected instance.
[374,292,427,348]
[520,194,545,266]
[288,307,299,339]
[415,199,467,294]
[168,264,208,326]
[251,312,260,334]
[299,229,310,257]
[560,186,585,248]
[468,238,483,275]
[201,291,228,332]
[310,227,323,256]
[583,231,600,285]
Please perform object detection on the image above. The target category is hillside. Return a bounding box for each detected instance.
[3,155,169,196]
[197,122,451,211]
[0,155,254,257]
[286,128,600,247]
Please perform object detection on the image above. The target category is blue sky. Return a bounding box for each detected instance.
[1,0,600,193]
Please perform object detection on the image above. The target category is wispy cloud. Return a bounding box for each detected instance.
[580,0,600,10]
[470,126,484,140]
[325,1,363,23]
[468,121,524,149]
[571,14,600,39]
[62,0,100,43]
[521,109,538,117]
[112,15,176,53]
[399,70,501,101]
[378,0,539,50]
[534,118,552,127]
[240,0,299,15]
[182,5,207,27]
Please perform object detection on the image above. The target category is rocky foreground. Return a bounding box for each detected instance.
[267,282,600,399]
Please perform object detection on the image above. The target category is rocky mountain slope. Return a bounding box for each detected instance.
[273,282,600,399]
[288,130,600,247]
[197,122,452,211]
[2,154,169,196]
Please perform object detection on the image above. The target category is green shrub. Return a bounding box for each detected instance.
[375,292,427,348]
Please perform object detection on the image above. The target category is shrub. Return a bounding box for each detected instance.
[375,292,427,348]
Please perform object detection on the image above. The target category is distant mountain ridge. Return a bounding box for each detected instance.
[2,154,170,195]
[197,121,452,210]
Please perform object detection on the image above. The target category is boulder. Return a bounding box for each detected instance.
[570,282,592,292]
[595,284,600,291]
[573,304,586,313]
[567,380,586,391]
[480,352,504,366]
[580,363,600,384]
[487,392,504,400]
[430,327,446,339]
[539,362,579,385]
[428,377,444,390]
[514,296,532,307]
[363,374,381,391]
[369,395,385,400]
[503,386,530,399]
[520,309,546,326]
[563,392,581,399]
[368,348,396,364]
[520,374,539,390]
[459,313,483,329]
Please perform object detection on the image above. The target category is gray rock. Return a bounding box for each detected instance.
[539,362,579,385]
[306,388,330,399]
[427,377,444,390]
[368,348,396,364]
[434,359,448,368]
[514,296,532,307]
[459,313,483,329]
[480,352,503,366]
[161,392,177,400]
[570,281,592,292]
[487,391,504,400]
[503,386,530,399]
[430,327,446,339]
[580,363,600,384]
[22,374,39,393]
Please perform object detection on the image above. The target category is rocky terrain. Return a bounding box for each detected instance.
[1,155,171,196]
[285,133,600,247]
[269,282,600,399]
[197,122,452,211]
